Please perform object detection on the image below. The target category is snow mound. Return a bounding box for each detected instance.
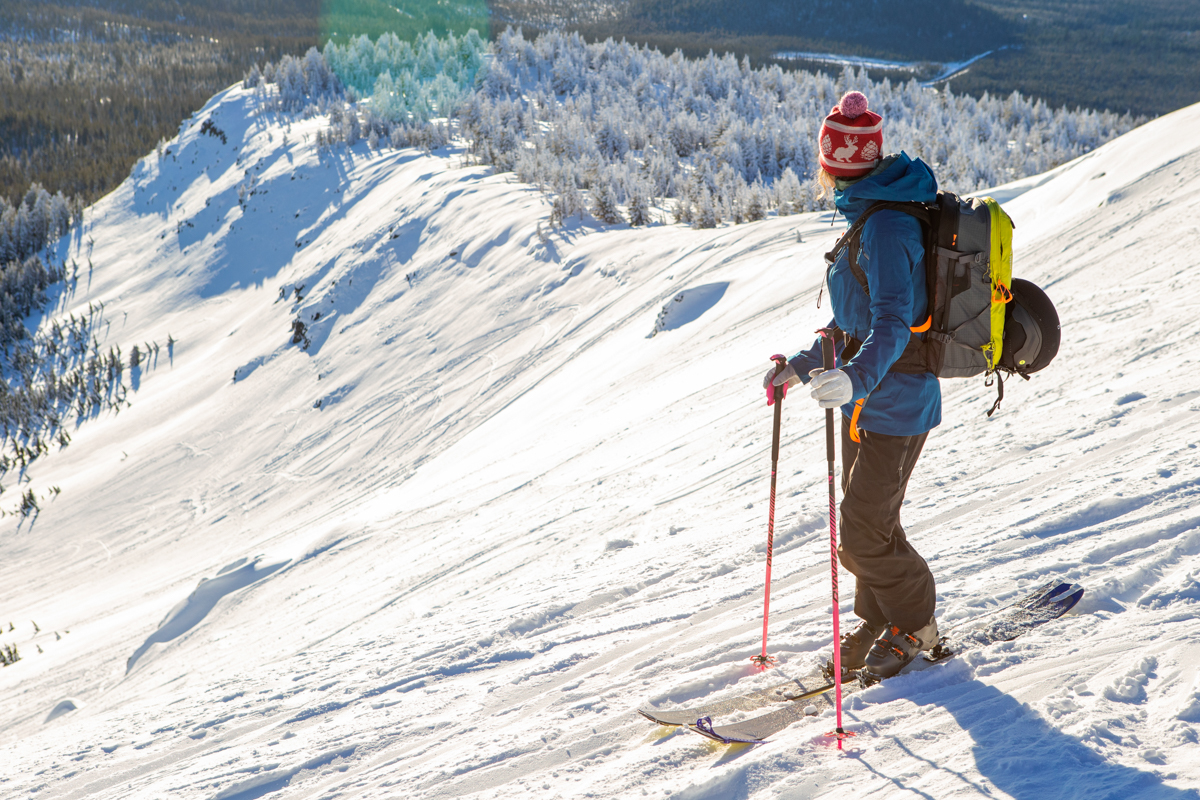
[44,697,85,723]
[649,282,730,337]
[126,556,291,672]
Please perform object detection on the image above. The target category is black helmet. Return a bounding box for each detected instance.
[999,278,1060,376]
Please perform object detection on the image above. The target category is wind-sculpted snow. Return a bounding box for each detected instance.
[126,557,291,672]
[0,85,1199,799]
[649,282,729,336]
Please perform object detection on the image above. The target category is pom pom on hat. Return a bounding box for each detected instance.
[837,91,869,119]
[818,91,884,177]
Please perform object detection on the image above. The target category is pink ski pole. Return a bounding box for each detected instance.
[751,354,788,670]
[821,331,854,748]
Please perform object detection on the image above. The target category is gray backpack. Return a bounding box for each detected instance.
[825,192,1059,415]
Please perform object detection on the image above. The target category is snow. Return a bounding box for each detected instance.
[2,85,1200,799]
[770,49,1004,85]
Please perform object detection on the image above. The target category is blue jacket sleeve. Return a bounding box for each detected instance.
[841,213,924,401]
[788,319,835,384]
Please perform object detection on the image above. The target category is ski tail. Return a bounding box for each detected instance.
[690,716,772,744]
[1037,582,1085,615]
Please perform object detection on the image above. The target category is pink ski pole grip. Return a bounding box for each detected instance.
[766,354,788,405]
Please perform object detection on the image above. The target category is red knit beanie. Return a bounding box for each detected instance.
[818,91,883,177]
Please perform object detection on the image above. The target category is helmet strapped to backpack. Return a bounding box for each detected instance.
[999,278,1060,376]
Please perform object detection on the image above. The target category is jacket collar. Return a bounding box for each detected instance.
[834,152,938,223]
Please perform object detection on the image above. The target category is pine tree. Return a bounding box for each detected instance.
[591,181,624,225]
[627,186,652,227]
[694,187,720,229]
[745,179,767,222]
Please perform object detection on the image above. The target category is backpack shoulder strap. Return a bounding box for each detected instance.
[824,201,933,295]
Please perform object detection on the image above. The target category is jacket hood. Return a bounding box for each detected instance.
[834,152,938,221]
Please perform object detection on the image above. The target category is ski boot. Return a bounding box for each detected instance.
[823,619,883,681]
[863,616,939,680]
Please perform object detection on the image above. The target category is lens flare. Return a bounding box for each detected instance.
[320,0,489,45]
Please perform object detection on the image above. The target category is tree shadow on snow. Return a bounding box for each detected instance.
[855,679,1198,800]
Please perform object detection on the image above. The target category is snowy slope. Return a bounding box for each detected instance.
[2,86,1199,800]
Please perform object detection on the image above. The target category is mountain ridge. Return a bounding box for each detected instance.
[1,83,1198,798]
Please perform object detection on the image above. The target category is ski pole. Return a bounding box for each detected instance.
[751,354,788,669]
[821,331,854,748]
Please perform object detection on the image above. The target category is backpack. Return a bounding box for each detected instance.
[824,192,1060,417]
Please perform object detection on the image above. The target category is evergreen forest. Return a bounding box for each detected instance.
[262,29,1139,228]
[0,0,321,210]
[552,0,1200,118]
[4,0,1195,216]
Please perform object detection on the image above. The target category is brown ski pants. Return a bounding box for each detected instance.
[838,415,936,633]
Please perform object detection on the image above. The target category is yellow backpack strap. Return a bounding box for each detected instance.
[983,197,1014,371]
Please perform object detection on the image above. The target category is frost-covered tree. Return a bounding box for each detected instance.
[627,185,653,227]
[591,179,624,225]
[0,184,77,267]
[694,187,721,229]
[453,29,1140,227]
[255,29,1140,229]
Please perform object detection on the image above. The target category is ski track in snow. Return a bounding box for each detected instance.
[2,86,1200,799]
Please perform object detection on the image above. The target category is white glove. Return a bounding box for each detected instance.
[809,368,853,408]
[763,362,800,390]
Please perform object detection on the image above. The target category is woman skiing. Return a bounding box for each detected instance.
[766,91,940,679]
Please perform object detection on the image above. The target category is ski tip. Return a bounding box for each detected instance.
[1022,580,1068,608]
[1042,582,1082,601]
[1021,580,1086,614]
[1049,584,1085,615]
[1032,582,1084,613]
[638,709,673,726]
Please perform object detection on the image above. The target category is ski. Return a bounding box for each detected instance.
[686,646,956,745]
[638,580,1083,743]
[685,580,1084,744]
[637,672,839,728]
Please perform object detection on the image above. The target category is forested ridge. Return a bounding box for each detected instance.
[546,0,1200,118]
[948,1,1200,118]
[5,0,1195,214]
[0,0,321,210]
[255,29,1139,230]
[585,0,1019,62]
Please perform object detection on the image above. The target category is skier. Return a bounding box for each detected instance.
[765,91,940,679]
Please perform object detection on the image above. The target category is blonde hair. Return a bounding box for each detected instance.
[815,167,838,201]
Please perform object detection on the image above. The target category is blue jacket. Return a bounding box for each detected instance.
[790,152,941,436]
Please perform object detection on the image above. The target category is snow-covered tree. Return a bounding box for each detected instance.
[591,179,624,225]
[627,184,653,227]
[254,28,1140,228]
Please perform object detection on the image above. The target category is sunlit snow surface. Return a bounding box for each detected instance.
[2,85,1200,799]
